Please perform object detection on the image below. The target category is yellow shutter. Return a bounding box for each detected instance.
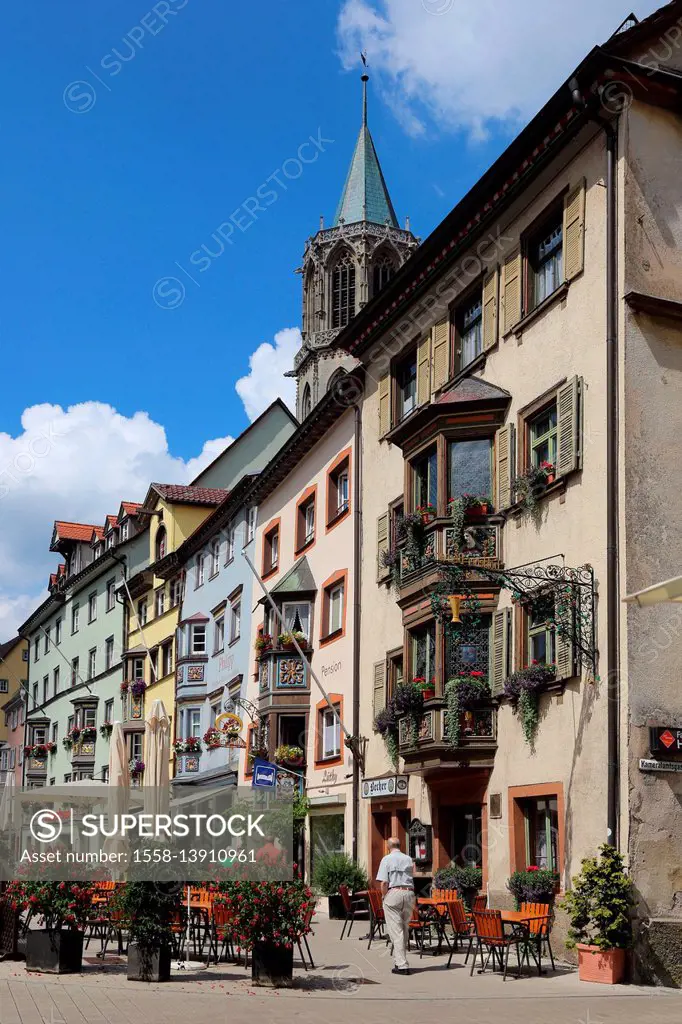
[373,661,387,718]
[378,373,390,437]
[416,335,432,406]
[491,608,510,696]
[501,249,522,335]
[563,179,586,281]
[556,375,581,477]
[482,268,499,351]
[431,318,450,391]
[495,423,515,510]
[376,513,390,583]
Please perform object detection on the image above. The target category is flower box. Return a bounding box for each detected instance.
[26,929,84,974]
[577,944,626,985]
[127,941,171,983]
[252,940,294,987]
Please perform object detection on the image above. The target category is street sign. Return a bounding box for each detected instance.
[361,776,408,799]
[649,726,682,753]
[639,758,682,774]
[252,758,277,788]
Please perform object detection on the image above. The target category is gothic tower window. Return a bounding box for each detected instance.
[372,251,396,298]
[304,265,316,337]
[331,250,356,329]
[301,383,312,420]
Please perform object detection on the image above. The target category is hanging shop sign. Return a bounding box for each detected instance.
[639,758,682,775]
[361,776,409,799]
[649,727,682,754]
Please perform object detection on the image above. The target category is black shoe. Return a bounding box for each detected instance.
[391,967,410,975]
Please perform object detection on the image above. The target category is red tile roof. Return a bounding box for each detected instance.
[119,502,142,519]
[91,526,105,541]
[105,515,118,530]
[53,521,101,542]
[150,484,229,507]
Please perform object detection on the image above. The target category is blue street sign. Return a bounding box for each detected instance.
[252,758,277,788]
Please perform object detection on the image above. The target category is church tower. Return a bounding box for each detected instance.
[288,72,419,420]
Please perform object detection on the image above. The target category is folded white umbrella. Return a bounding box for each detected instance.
[143,699,170,819]
[0,770,15,830]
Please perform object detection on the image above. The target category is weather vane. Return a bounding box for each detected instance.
[361,51,368,69]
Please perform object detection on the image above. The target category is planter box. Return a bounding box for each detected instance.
[26,929,83,974]
[327,894,345,920]
[577,943,626,984]
[127,941,172,982]
[252,941,294,987]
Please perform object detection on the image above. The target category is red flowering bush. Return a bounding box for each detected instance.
[214,879,314,951]
[3,880,95,931]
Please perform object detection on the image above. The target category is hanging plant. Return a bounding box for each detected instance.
[373,704,399,769]
[503,662,556,746]
[401,511,427,573]
[99,722,113,738]
[392,682,424,744]
[415,503,437,524]
[514,463,554,521]
[380,546,402,592]
[130,679,147,698]
[444,673,490,749]
[447,494,492,551]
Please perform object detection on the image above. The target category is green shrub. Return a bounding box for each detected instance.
[433,864,482,908]
[312,853,368,896]
[561,844,634,950]
[507,867,558,907]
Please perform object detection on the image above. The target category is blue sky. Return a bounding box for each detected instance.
[0,0,659,632]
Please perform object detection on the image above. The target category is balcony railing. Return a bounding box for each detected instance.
[399,517,502,585]
[397,703,497,765]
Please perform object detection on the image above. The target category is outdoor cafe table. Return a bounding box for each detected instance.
[499,911,546,924]
[416,898,450,953]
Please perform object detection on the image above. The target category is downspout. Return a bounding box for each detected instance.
[352,402,362,864]
[570,79,620,847]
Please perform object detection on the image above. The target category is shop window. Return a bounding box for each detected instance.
[523,797,558,870]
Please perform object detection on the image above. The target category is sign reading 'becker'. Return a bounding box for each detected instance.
[361,776,408,799]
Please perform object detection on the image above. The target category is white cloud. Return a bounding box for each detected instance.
[337,0,659,138]
[235,327,300,422]
[0,402,232,637]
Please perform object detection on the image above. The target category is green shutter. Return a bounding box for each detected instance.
[496,423,516,510]
[556,376,582,477]
[373,661,386,718]
[555,587,576,681]
[491,608,511,695]
[377,513,390,583]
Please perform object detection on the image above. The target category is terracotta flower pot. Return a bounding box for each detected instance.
[422,688,435,700]
[577,943,626,984]
[467,502,488,516]
[545,473,555,485]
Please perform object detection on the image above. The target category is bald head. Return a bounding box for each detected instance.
[387,837,401,851]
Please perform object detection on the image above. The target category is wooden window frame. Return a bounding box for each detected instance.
[393,344,419,425]
[386,647,404,702]
[320,569,348,647]
[522,194,566,317]
[326,448,352,532]
[516,380,565,478]
[452,279,483,375]
[262,517,281,580]
[508,782,565,884]
[295,484,317,554]
[314,693,344,767]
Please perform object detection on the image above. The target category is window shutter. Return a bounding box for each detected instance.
[496,423,515,510]
[416,335,432,406]
[491,608,510,696]
[431,318,450,391]
[555,587,576,681]
[563,179,586,282]
[378,373,391,437]
[373,660,387,718]
[501,249,522,334]
[482,268,499,350]
[556,375,582,477]
[376,513,390,582]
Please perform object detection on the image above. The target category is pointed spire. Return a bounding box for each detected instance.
[333,72,399,229]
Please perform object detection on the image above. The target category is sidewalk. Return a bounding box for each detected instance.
[1,916,680,1024]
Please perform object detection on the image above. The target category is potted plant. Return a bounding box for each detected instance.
[46,741,57,755]
[99,721,113,739]
[120,680,129,695]
[561,844,634,984]
[69,726,81,742]
[185,735,202,753]
[215,879,315,987]
[204,727,223,750]
[129,757,145,779]
[416,503,437,524]
[130,679,147,698]
[514,463,555,518]
[373,703,399,768]
[80,727,97,741]
[115,881,177,982]
[433,864,482,909]
[507,866,559,907]
[312,853,369,920]
[380,546,402,592]
[274,744,304,767]
[62,737,73,750]
[277,630,306,651]
[503,661,557,745]
[4,880,94,973]
[255,633,273,656]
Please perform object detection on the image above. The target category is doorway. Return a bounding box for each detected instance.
[451,805,483,868]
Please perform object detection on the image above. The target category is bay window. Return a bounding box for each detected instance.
[448,438,493,501]
[413,447,438,511]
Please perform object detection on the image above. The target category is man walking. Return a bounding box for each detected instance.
[376,836,415,975]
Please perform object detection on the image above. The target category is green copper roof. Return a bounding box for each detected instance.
[269,556,316,596]
[333,123,399,228]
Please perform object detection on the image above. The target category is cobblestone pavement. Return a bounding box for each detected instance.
[1,917,680,1024]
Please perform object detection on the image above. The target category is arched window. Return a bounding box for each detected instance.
[301,383,312,420]
[327,368,346,395]
[155,526,167,561]
[331,251,356,329]
[304,265,316,336]
[372,251,396,297]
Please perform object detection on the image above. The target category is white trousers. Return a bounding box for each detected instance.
[382,888,415,970]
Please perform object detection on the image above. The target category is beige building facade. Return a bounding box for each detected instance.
[330,6,682,986]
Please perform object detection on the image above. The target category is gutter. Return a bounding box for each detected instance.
[352,402,362,864]
[569,78,620,848]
